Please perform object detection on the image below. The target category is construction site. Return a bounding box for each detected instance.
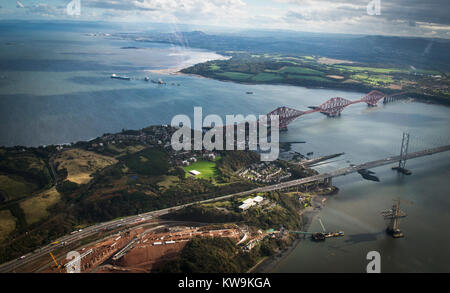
[45,224,242,273]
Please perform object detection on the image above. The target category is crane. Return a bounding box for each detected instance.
[289,217,344,241]
[49,252,65,273]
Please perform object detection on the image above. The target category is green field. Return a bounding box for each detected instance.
[216,72,253,81]
[209,64,220,71]
[351,73,394,86]
[251,72,283,82]
[286,74,332,82]
[277,66,323,75]
[184,158,220,181]
[335,65,408,74]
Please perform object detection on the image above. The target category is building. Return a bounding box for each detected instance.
[203,153,216,161]
[189,170,201,176]
[239,202,256,210]
[239,196,264,210]
[253,196,264,203]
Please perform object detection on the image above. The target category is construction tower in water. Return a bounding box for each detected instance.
[381,199,408,238]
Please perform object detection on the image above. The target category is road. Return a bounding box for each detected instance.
[1,144,449,272]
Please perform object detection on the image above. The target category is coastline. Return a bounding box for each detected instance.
[249,191,335,273]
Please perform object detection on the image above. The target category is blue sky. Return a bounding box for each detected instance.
[1,0,449,38]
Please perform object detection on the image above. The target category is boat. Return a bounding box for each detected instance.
[311,232,326,241]
[246,91,253,94]
[144,76,150,81]
[111,74,130,80]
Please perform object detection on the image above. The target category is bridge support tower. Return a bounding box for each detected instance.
[392,132,412,175]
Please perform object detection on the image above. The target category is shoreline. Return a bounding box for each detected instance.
[249,191,335,273]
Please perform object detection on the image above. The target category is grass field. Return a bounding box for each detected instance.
[0,174,38,202]
[54,149,118,184]
[19,187,61,225]
[251,72,283,82]
[183,159,219,181]
[277,66,323,75]
[209,64,220,71]
[351,73,394,86]
[286,74,332,82]
[0,209,16,242]
[335,65,408,74]
[216,71,253,81]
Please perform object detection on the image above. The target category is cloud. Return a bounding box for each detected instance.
[86,0,156,11]
[83,0,248,25]
[273,0,450,38]
[2,0,449,38]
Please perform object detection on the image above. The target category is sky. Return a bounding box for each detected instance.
[1,0,449,38]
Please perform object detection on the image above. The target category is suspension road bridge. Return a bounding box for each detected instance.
[267,90,408,129]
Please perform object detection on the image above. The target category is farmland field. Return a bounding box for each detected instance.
[216,72,253,81]
[276,66,323,75]
[251,72,283,82]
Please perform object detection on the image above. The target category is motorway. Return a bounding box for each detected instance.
[1,144,449,273]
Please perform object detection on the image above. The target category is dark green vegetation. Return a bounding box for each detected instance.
[0,148,53,203]
[123,148,168,176]
[182,52,450,104]
[164,191,303,231]
[155,236,292,273]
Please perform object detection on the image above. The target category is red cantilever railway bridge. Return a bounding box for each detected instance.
[267,90,407,129]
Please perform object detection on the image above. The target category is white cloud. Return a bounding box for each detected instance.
[1,0,449,38]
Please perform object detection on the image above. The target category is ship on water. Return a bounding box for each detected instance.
[111,74,130,80]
